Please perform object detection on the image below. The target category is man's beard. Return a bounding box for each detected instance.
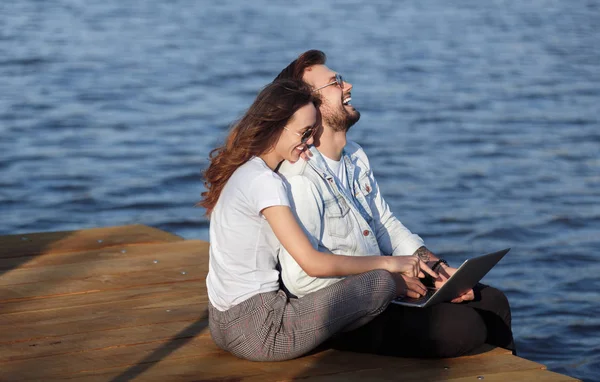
[322,101,360,132]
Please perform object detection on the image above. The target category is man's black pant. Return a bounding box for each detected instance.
[327,283,516,358]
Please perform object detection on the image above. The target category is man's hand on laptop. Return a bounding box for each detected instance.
[434,265,475,303]
[451,289,475,303]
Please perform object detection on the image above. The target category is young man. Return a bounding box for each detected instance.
[275,50,515,358]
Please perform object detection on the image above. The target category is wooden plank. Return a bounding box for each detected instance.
[1,333,220,381]
[27,351,266,382]
[248,352,548,382]
[233,348,512,381]
[446,369,580,381]
[0,271,203,302]
[299,366,579,382]
[0,240,208,284]
[0,239,208,272]
[0,241,209,301]
[8,346,551,382]
[0,224,183,258]
[0,336,387,380]
[0,293,208,343]
[0,278,203,315]
[1,320,208,362]
[0,239,207,272]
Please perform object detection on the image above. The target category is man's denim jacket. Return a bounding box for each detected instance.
[278,141,425,297]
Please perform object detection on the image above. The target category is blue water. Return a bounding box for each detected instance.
[1,1,599,380]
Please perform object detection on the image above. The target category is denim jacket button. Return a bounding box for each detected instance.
[363,230,370,236]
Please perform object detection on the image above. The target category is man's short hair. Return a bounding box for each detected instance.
[275,50,327,82]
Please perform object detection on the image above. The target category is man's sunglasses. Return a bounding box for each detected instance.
[313,74,344,92]
[283,126,316,144]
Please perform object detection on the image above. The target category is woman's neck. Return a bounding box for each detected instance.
[258,151,282,171]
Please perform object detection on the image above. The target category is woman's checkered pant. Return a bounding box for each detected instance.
[208,269,396,361]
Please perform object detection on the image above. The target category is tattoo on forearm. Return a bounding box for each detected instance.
[414,246,433,262]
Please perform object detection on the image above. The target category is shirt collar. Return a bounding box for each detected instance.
[306,146,353,180]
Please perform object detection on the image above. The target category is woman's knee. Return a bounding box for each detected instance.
[340,269,395,316]
[362,269,396,305]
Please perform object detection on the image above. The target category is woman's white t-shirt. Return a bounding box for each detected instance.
[206,157,290,311]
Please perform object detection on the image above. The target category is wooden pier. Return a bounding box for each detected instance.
[0,224,579,381]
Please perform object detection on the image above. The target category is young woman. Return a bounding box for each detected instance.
[200,79,436,362]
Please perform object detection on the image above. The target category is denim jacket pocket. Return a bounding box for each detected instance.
[325,197,353,238]
[357,172,374,198]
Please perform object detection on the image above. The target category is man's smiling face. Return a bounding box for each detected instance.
[303,64,360,132]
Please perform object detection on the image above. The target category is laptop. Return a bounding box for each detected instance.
[391,248,510,308]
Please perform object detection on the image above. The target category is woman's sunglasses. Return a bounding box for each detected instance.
[283,126,316,144]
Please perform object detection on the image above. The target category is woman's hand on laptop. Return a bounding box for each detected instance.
[386,255,438,279]
[434,266,475,303]
[391,273,428,298]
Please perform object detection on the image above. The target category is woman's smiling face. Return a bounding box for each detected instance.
[273,102,318,164]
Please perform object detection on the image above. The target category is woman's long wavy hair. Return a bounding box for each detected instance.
[199,79,318,216]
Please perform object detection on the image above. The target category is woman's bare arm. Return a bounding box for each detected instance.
[262,205,436,279]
